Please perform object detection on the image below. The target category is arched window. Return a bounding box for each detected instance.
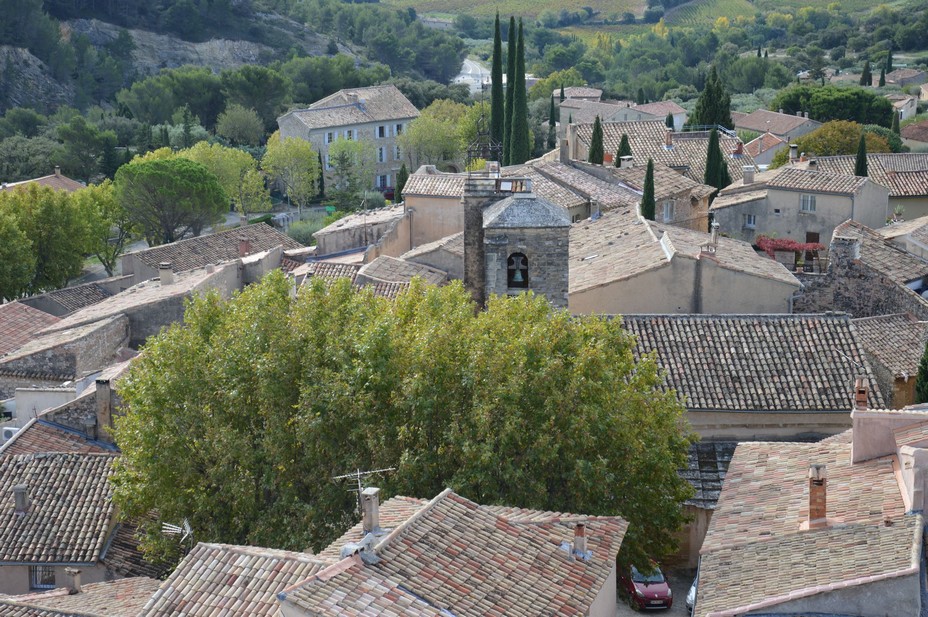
[507,253,529,288]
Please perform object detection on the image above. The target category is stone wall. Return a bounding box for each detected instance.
[484,226,569,309]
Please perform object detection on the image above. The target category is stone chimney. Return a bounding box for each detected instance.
[742,165,755,185]
[361,487,380,534]
[347,93,359,104]
[789,144,799,162]
[619,155,633,168]
[64,568,81,594]
[664,128,673,149]
[808,464,827,529]
[854,376,868,411]
[804,111,809,119]
[96,378,113,443]
[158,262,173,285]
[559,138,570,164]
[710,220,719,247]
[54,165,61,177]
[796,110,803,117]
[13,485,29,515]
[238,235,251,258]
[572,522,587,555]
[778,108,784,114]
[808,159,817,170]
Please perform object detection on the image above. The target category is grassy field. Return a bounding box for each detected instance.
[382,0,645,19]
[665,0,755,27]
[559,23,655,45]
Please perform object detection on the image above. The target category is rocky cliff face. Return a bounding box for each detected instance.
[0,46,75,112]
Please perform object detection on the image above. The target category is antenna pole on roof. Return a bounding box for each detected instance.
[332,467,396,515]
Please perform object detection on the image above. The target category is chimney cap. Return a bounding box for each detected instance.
[809,463,827,481]
[158,262,172,270]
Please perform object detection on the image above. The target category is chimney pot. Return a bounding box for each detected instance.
[710,220,720,246]
[854,376,868,410]
[664,128,673,149]
[796,110,803,117]
[64,568,81,594]
[12,485,29,514]
[590,200,601,221]
[573,522,587,556]
[808,159,817,169]
[158,262,173,285]
[808,464,827,528]
[789,144,799,162]
[778,108,784,114]
[95,379,113,444]
[603,152,614,165]
[742,165,755,185]
[619,155,633,169]
[54,165,61,177]
[734,141,744,156]
[238,236,251,258]
[361,487,380,534]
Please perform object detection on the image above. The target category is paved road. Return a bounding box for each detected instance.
[616,569,694,617]
[454,58,490,94]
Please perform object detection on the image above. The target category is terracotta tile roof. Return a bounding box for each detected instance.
[138,543,328,617]
[22,280,122,316]
[304,261,362,283]
[363,281,410,299]
[1,315,127,372]
[701,438,905,554]
[401,232,464,260]
[284,85,419,130]
[886,68,926,83]
[316,495,428,562]
[633,100,686,117]
[680,442,737,509]
[0,452,118,563]
[766,166,868,194]
[0,419,111,458]
[734,108,821,136]
[892,421,928,448]
[526,161,641,209]
[877,215,928,240]
[284,489,628,617]
[280,256,305,273]
[852,313,928,379]
[101,521,171,579]
[0,172,84,193]
[502,164,589,210]
[605,161,714,200]
[0,303,61,357]
[809,154,928,197]
[697,514,921,617]
[710,188,768,210]
[575,120,757,185]
[313,206,404,237]
[902,120,928,143]
[556,100,632,125]
[833,219,928,284]
[562,86,603,99]
[401,166,466,198]
[125,224,303,273]
[744,131,786,157]
[0,577,161,617]
[622,313,884,412]
[357,255,447,286]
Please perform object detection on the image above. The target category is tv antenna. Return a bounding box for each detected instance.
[332,467,396,515]
[161,517,193,546]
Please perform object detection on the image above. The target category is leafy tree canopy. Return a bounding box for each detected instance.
[71,180,137,276]
[262,131,319,212]
[769,85,895,128]
[112,272,695,567]
[769,120,891,168]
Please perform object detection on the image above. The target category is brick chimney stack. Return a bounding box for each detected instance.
[854,376,868,411]
[361,487,380,534]
[572,522,587,556]
[238,236,251,258]
[664,128,673,149]
[808,464,827,528]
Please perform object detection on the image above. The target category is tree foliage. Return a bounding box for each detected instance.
[0,209,35,301]
[503,16,516,165]
[115,156,227,245]
[691,65,733,129]
[854,134,867,177]
[71,180,136,276]
[396,163,409,202]
[704,129,732,194]
[508,20,530,166]
[112,272,695,566]
[181,142,269,218]
[769,121,891,168]
[917,340,928,405]
[641,158,656,220]
[216,104,265,147]
[588,115,604,165]
[398,100,468,169]
[490,13,504,150]
[769,85,895,127]
[262,131,319,213]
[326,137,376,208]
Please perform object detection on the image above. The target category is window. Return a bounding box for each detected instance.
[377,125,386,139]
[377,174,390,188]
[800,194,816,213]
[507,253,529,288]
[395,123,403,136]
[30,566,55,590]
[345,129,354,140]
[662,201,673,223]
[744,214,757,229]
[394,145,401,161]
[324,154,331,170]
[378,147,386,163]
[326,132,335,144]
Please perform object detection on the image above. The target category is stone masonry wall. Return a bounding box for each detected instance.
[484,226,570,309]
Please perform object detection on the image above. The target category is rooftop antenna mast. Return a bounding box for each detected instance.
[332,467,396,515]
[466,84,502,171]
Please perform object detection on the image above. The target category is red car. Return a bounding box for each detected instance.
[620,564,673,610]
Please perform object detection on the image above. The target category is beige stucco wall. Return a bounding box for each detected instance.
[588,566,618,617]
[0,563,110,596]
[405,196,464,249]
[364,214,412,261]
[699,260,796,313]
[891,196,928,222]
[405,247,464,280]
[690,410,851,440]
[671,506,712,569]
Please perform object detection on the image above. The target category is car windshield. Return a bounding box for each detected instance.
[631,566,665,584]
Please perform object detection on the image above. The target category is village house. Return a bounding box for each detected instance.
[886,67,927,87]
[901,119,928,150]
[880,214,928,259]
[0,576,159,616]
[694,401,928,617]
[0,166,83,193]
[805,153,928,220]
[711,164,889,248]
[887,93,919,121]
[743,131,787,167]
[138,488,627,616]
[852,313,928,408]
[733,108,822,142]
[277,85,420,192]
[634,100,688,131]
[561,86,603,101]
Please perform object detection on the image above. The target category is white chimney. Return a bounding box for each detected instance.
[619,155,633,168]
[13,485,29,515]
[710,220,719,247]
[742,165,755,185]
[64,568,82,594]
[796,110,803,117]
[789,144,799,162]
[361,487,380,533]
[572,523,587,556]
[159,262,173,285]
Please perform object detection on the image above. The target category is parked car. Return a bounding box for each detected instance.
[686,578,696,614]
[619,564,673,610]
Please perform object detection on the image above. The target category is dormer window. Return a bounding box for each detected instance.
[507,253,529,288]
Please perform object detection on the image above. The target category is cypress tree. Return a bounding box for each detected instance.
[637,88,645,105]
[618,133,632,160]
[879,68,886,87]
[665,112,674,129]
[757,45,761,57]
[547,96,557,150]
[568,113,573,124]
[692,66,732,129]
[854,134,868,177]
[641,158,656,221]
[560,84,565,101]
[885,50,893,74]
[509,19,530,165]
[503,16,516,165]
[916,340,928,404]
[860,60,871,86]
[892,111,900,135]
[764,49,768,59]
[588,115,604,165]
[317,151,325,197]
[396,162,409,200]
[704,129,730,196]
[490,12,504,151]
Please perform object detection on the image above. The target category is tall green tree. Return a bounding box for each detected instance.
[878,68,886,87]
[855,134,868,176]
[216,104,265,147]
[115,157,227,245]
[503,16,516,165]
[396,163,409,201]
[917,340,928,404]
[641,158,656,220]
[588,115,604,165]
[885,50,893,74]
[704,129,732,196]
[57,116,117,182]
[220,65,293,131]
[317,151,325,198]
[665,112,674,129]
[891,111,900,135]
[262,131,320,214]
[71,180,137,277]
[490,13,504,151]
[182,142,270,219]
[559,84,565,101]
[547,96,557,150]
[508,19,530,166]
[691,66,732,129]
[637,88,646,105]
[617,133,632,161]
[0,209,35,301]
[112,272,695,566]
[859,60,872,86]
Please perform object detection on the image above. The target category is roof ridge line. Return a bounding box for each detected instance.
[373,487,454,554]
